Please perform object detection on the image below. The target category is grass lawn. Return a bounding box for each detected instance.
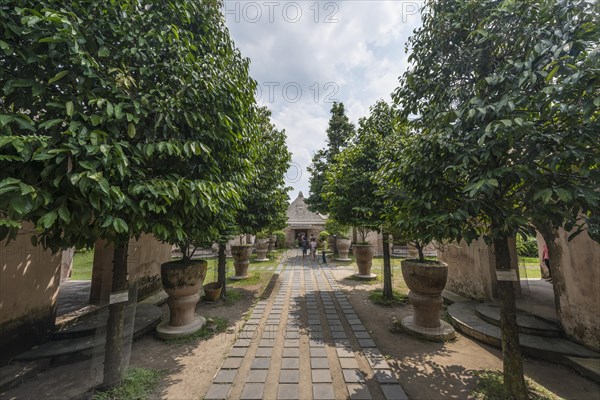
[71,251,94,280]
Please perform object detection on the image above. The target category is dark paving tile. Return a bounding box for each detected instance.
[213,369,237,383]
[205,384,231,400]
[375,369,399,384]
[358,339,376,348]
[347,383,372,399]
[281,357,300,369]
[354,331,371,339]
[251,358,271,369]
[380,384,409,400]
[221,357,243,369]
[228,347,247,357]
[240,383,264,399]
[313,384,336,400]
[255,347,273,358]
[343,369,365,383]
[246,369,268,383]
[277,384,300,400]
[279,369,300,383]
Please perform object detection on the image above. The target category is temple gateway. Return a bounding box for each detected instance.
[284,192,327,246]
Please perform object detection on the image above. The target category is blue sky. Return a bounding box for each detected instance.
[223,0,424,200]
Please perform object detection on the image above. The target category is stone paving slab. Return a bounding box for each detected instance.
[203,252,409,399]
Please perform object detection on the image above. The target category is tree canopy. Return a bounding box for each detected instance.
[382,0,599,397]
[306,102,355,214]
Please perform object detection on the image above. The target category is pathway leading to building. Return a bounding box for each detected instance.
[205,251,408,400]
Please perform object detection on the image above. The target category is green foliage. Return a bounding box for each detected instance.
[306,102,355,214]
[93,368,164,400]
[318,230,330,241]
[272,230,286,248]
[383,0,599,248]
[0,0,257,251]
[166,317,228,346]
[471,370,562,400]
[324,100,398,240]
[368,289,408,306]
[233,106,291,236]
[324,218,350,239]
[516,235,539,258]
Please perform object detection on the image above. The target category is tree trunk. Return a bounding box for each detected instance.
[494,234,528,399]
[382,231,393,299]
[535,222,565,324]
[415,242,424,262]
[218,243,227,299]
[102,240,129,389]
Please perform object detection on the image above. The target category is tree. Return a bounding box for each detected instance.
[324,100,399,298]
[0,0,256,389]
[306,102,355,214]
[385,1,599,398]
[234,106,292,236]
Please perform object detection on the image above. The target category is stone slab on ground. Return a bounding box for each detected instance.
[0,360,50,392]
[564,356,600,384]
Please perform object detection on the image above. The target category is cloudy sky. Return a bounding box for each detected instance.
[223,0,424,201]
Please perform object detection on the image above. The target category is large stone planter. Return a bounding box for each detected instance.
[230,244,252,279]
[156,259,208,339]
[268,235,276,252]
[400,259,455,341]
[255,239,269,262]
[353,244,376,279]
[335,238,352,261]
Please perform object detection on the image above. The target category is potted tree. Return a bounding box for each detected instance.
[230,235,253,280]
[353,226,376,279]
[254,230,270,261]
[156,241,209,339]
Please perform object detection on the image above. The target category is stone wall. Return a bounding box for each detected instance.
[0,224,62,364]
[538,230,600,351]
[89,234,172,303]
[439,238,519,302]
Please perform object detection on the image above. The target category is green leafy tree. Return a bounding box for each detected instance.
[0,0,256,388]
[384,1,599,398]
[306,102,355,214]
[324,100,398,297]
[235,106,291,236]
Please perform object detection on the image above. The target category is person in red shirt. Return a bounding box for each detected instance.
[542,244,551,282]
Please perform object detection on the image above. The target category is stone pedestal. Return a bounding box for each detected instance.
[335,238,352,261]
[268,235,276,252]
[401,259,455,341]
[255,239,269,262]
[157,260,207,339]
[230,245,252,279]
[353,244,376,280]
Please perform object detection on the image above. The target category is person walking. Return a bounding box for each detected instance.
[320,238,328,264]
[310,238,317,261]
[543,244,551,282]
[301,236,308,259]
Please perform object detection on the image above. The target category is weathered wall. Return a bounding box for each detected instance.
[0,224,62,364]
[539,230,600,351]
[89,234,172,303]
[439,238,519,302]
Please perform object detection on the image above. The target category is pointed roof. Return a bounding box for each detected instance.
[287,192,327,226]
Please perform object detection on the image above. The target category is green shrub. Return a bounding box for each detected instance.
[516,234,539,257]
[272,230,286,248]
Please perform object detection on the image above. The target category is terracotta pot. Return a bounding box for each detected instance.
[204,282,222,301]
[156,259,207,339]
[401,259,448,328]
[255,238,269,261]
[231,244,252,278]
[336,238,352,260]
[268,235,276,252]
[354,244,374,275]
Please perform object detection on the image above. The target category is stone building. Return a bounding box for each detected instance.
[284,192,327,246]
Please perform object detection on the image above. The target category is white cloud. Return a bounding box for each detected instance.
[223,0,423,199]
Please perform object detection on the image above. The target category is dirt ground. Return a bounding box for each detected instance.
[329,265,600,400]
[4,260,600,400]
